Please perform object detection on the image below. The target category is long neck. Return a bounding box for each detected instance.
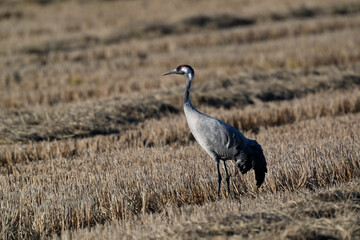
[183,73,194,105]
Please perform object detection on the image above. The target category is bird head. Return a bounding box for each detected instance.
[162,65,194,76]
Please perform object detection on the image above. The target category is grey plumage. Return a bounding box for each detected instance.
[163,65,267,197]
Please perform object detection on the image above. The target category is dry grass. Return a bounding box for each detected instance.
[0,63,359,145]
[1,2,360,109]
[1,88,359,167]
[1,27,359,108]
[0,0,360,239]
[1,112,359,239]
[57,179,360,240]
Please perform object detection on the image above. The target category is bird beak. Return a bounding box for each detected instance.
[162,69,178,76]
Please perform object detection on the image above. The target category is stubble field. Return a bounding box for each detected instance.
[0,0,359,239]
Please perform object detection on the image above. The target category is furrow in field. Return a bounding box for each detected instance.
[1,88,359,166]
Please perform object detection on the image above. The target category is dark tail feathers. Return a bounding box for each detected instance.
[236,140,267,188]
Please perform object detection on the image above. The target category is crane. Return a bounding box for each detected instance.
[163,65,267,197]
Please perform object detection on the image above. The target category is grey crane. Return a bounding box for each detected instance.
[163,65,267,197]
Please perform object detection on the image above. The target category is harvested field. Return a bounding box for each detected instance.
[0,0,359,239]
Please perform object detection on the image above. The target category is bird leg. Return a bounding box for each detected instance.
[223,161,231,197]
[216,160,222,197]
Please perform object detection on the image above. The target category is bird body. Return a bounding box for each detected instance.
[184,102,246,161]
[163,65,267,197]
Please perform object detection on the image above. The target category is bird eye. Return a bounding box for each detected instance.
[177,65,184,72]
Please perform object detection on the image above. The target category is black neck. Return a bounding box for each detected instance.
[183,73,193,105]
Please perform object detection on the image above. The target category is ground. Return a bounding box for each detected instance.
[0,0,359,239]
